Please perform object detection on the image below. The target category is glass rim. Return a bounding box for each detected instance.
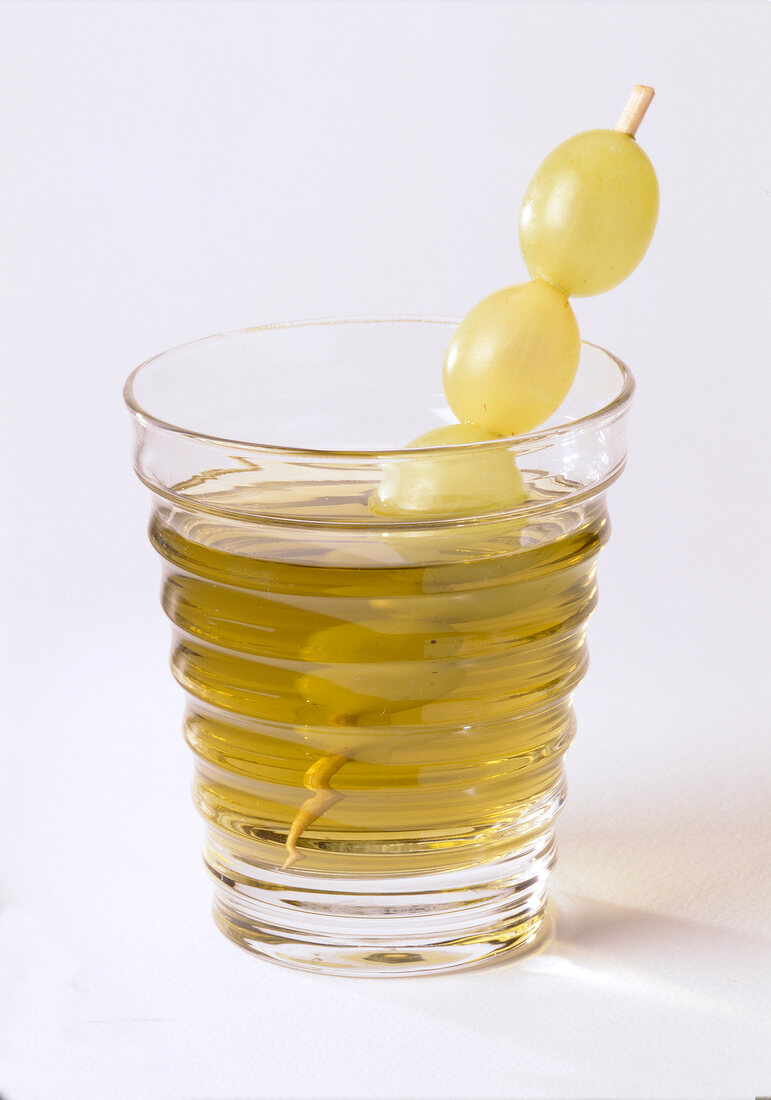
[123,316,635,459]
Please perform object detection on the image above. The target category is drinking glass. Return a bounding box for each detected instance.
[124,318,633,976]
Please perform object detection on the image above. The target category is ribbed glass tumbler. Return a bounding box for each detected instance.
[125,319,633,976]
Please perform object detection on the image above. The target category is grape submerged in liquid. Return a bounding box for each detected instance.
[372,422,527,518]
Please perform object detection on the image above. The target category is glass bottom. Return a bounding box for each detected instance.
[206,830,556,976]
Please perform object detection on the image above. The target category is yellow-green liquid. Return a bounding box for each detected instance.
[151,480,608,877]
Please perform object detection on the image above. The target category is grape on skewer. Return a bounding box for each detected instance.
[372,422,527,517]
[519,85,659,297]
[443,278,581,436]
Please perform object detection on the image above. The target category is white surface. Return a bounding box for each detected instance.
[1,2,770,1098]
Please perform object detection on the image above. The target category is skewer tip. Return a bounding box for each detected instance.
[282,848,304,870]
[615,85,655,137]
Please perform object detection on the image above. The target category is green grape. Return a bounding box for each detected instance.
[442,279,580,435]
[519,129,659,297]
[371,422,527,518]
[296,619,460,719]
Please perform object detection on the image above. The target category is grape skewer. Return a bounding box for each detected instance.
[289,90,660,869]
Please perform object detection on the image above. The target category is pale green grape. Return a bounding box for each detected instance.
[519,129,659,298]
[442,280,580,435]
[296,619,460,718]
[371,422,527,518]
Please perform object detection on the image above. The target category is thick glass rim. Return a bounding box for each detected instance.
[123,316,635,458]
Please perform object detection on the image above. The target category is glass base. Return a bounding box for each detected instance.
[206,832,555,977]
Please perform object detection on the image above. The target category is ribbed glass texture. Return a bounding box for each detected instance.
[125,319,633,975]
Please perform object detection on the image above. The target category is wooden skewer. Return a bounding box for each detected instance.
[282,752,349,869]
[282,712,361,870]
[615,85,655,137]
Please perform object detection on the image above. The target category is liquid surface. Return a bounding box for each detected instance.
[150,478,609,876]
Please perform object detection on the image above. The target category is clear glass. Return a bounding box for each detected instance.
[124,318,634,976]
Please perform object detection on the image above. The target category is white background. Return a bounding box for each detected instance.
[1,2,769,1098]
